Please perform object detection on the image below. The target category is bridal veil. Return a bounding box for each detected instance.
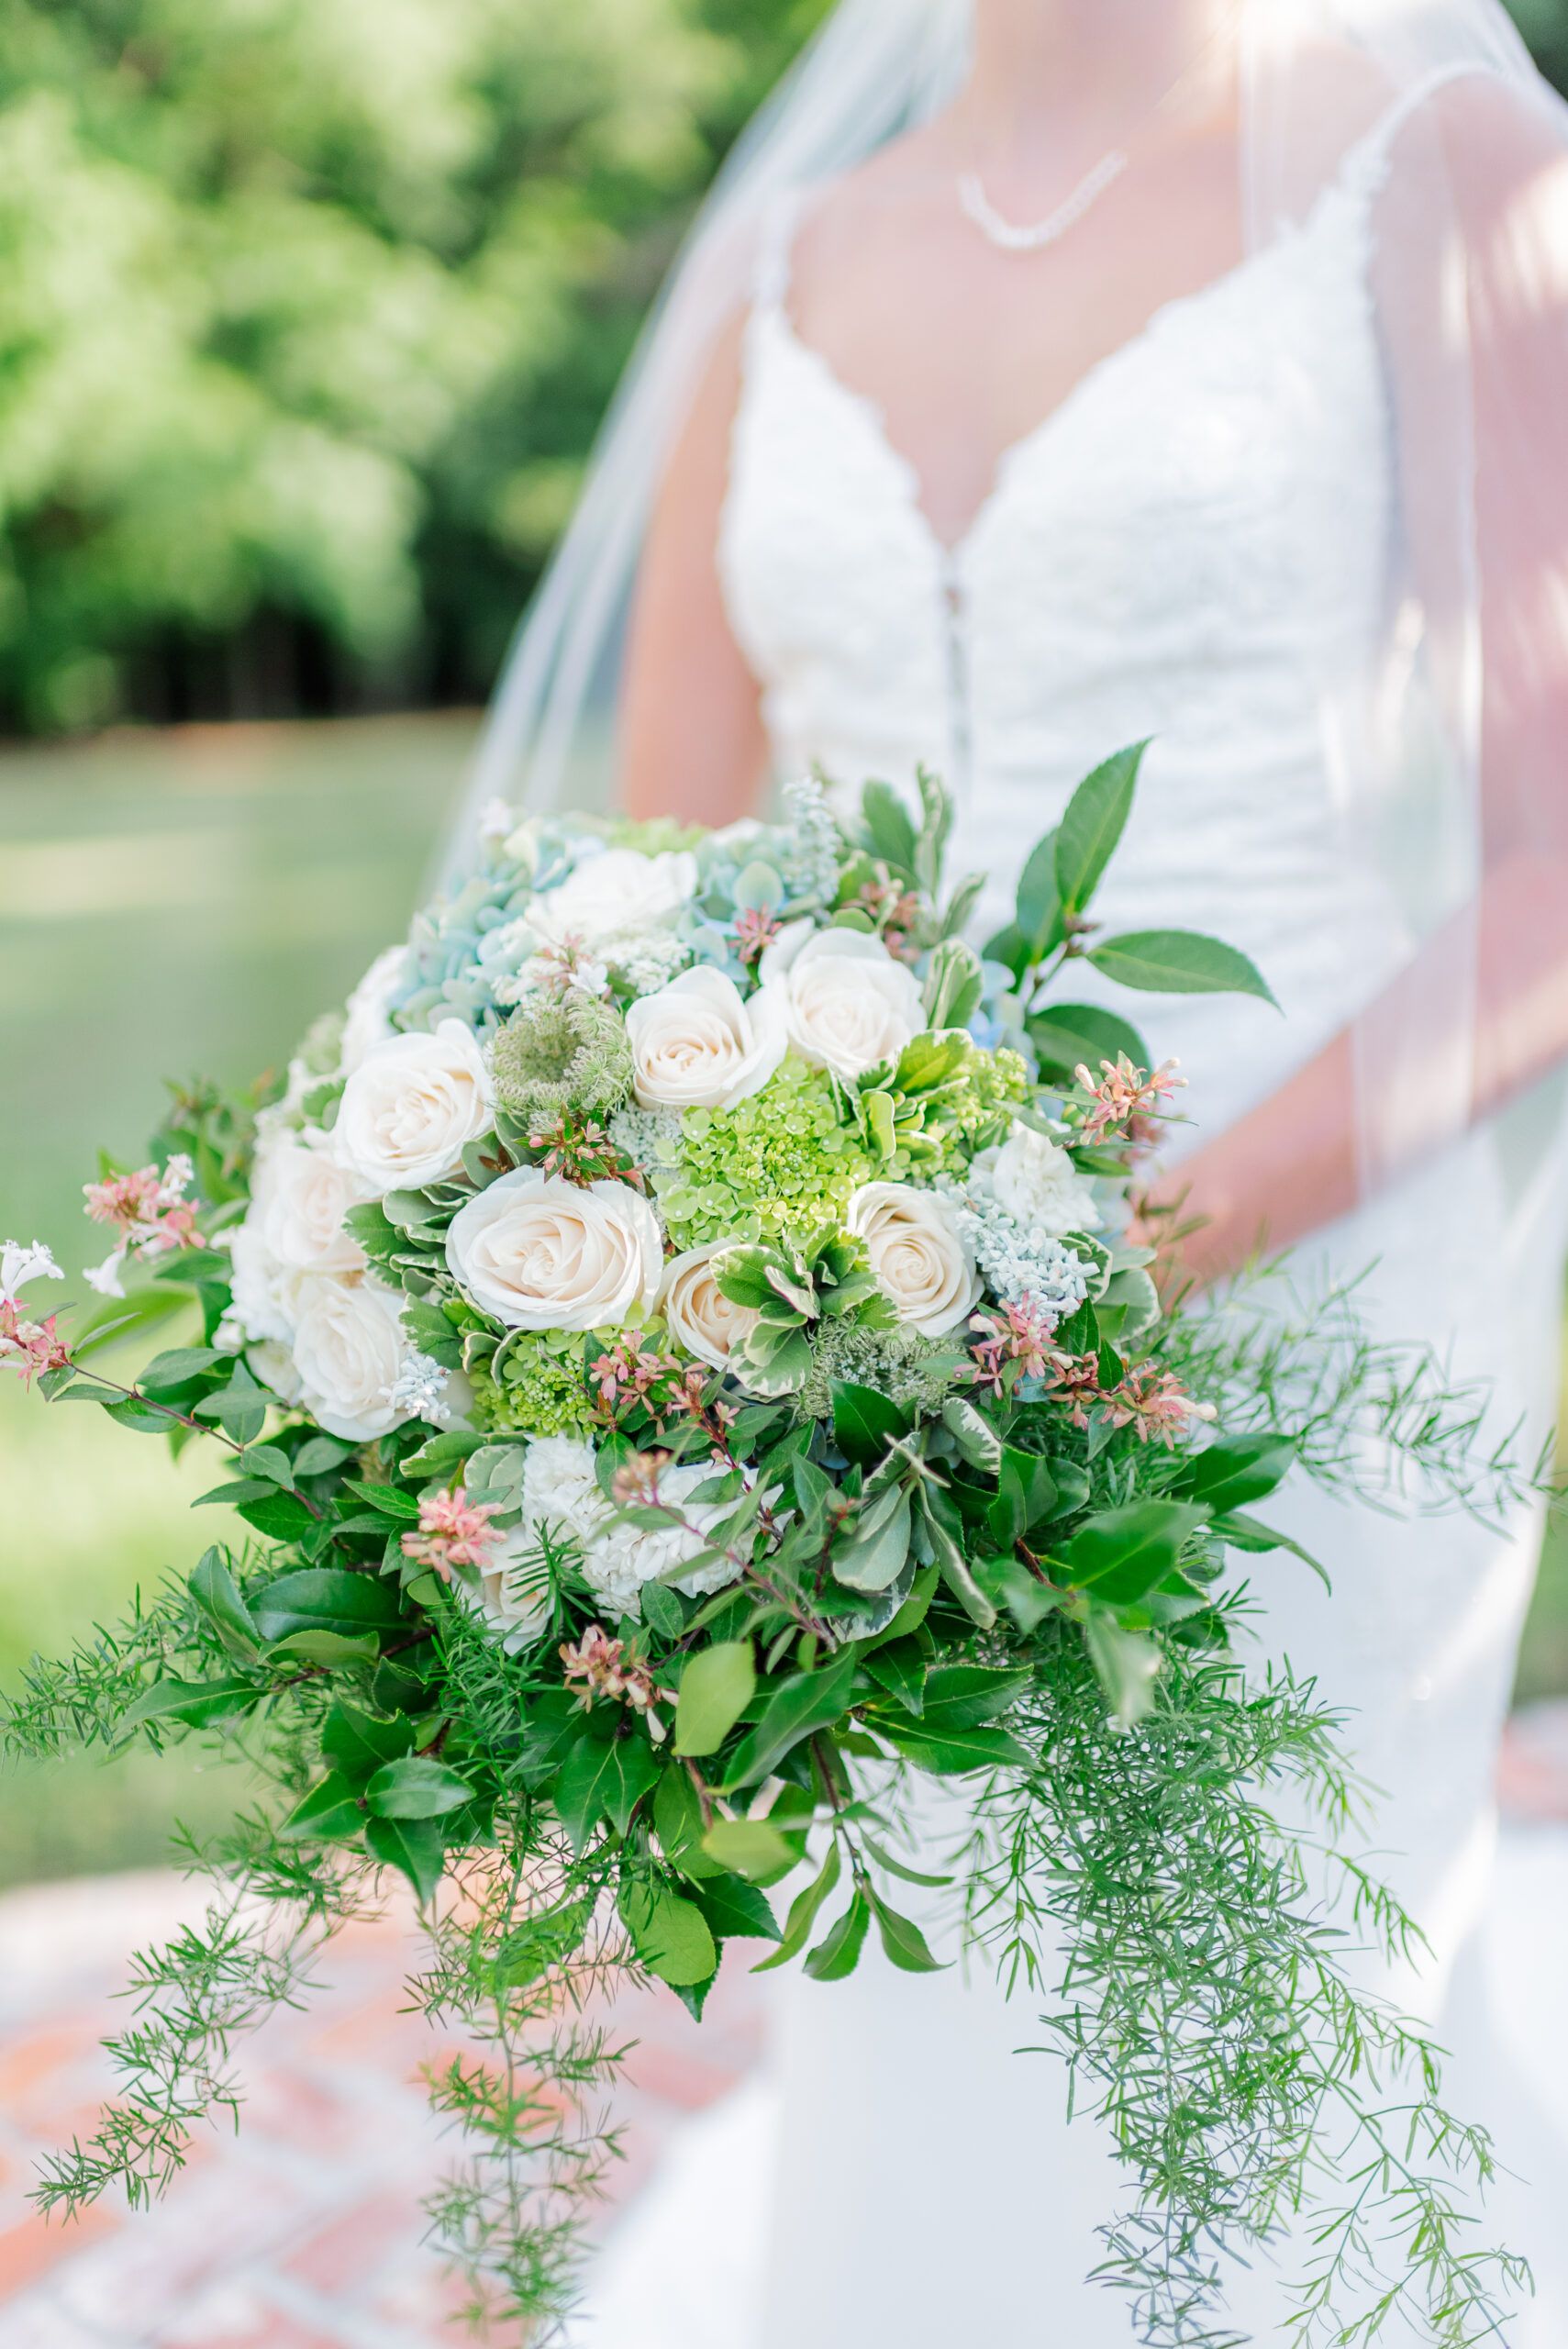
[450,0,1568,1207]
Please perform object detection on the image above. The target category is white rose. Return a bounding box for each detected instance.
[335,1019,495,1192]
[290,1276,409,1442]
[228,1142,314,1343]
[846,1181,984,1337]
[528,847,698,948]
[339,944,409,1074]
[463,1526,551,1653]
[445,1168,664,1330]
[661,1241,762,1373]
[582,1461,743,1609]
[626,967,786,1112]
[760,925,926,1083]
[247,1338,304,1406]
[981,1123,1100,1237]
[261,1135,374,1275]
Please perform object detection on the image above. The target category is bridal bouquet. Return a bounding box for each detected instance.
[5,756,1523,2343]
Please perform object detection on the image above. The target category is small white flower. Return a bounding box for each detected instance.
[760,924,926,1083]
[846,1181,984,1338]
[529,847,698,948]
[627,967,787,1112]
[446,1168,664,1332]
[1,1241,62,1304]
[335,1018,495,1193]
[83,1250,128,1298]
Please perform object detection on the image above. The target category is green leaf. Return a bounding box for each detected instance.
[1028,1002,1151,1083]
[400,1298,465,1371]
[554,1733,661,1850]
[119,1675,260,1734]
[365,1813,447,1903]
[862,1636,925,1716]
[1178,1435,1297,1514]
[920,939,984,1031]
[294,1434,359,1478]
[940,1397,1001,1475]
[1015,825,1062,954]
[831,1487,911,1594]
[265,1629,381,1666]
[981,921,1033,984]
[189,1546,264,1664]
[867,1887,948,1972]
[653,1767,725,1877]
[105,1396,180,1436]
[723,1649,859,1790]
[237,1442,295,1489]
[972,1553,1064,1635]
[862,1833,951,1889]
[342,1478,421,1521]
[235,1489,318,1544]
[640,1579,685,1640]
[1211,1510,1330,1587]
[278,1773,365,1842]
[139,1346,223,1395]
[1086,929,1277,1005]
[674,1642,756,1758]
[829,1380,910,1470]
[859,778,918,877]
[753,1840,842,1973]
[364,1756,473,1818]
[320,1702,417,1788]
[396,1430,484,1480]
[995,1445,1057,1544]
[1054,741,1149,914]
[878,1720,1030,1776]
[700,1817,803,1887]
[803,1889,871,1981]
[1084,1613,1163,1730]
[1063,1501,1210,1608]
[621,1878,717,1987]
[917,1664,1033,1731]
[492,1899,593,1988]
[689,1876,780,1943]
[251,1568,406,1646]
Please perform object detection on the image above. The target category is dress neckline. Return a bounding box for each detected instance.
[759,189,1357,567]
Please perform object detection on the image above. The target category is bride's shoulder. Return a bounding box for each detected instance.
[789,120,955,291]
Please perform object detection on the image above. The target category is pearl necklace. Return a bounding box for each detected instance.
[956,150,1129,252]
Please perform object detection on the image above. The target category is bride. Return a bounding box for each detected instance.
[458,0,1568,2339]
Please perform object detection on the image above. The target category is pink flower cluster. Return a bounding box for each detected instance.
[559,1623,672,1738]
[82,1154,200,1297]
[528,1114,640,1191]
[591,1334,683,1410]
[965,1297,1059,1396]
[731,907,782,965]
[1043,1351,1215,1447]
[1073,1054,1185,1149]
[401,1486,501,1576]
[0,1241,71,1386]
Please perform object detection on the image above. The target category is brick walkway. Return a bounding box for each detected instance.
[3,1704,1567,2349]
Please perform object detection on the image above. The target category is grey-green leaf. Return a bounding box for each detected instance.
[1054,741,1149,914]
[1086,929,1277,1005]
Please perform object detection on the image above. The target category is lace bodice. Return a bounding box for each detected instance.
[717,144,1415,1144]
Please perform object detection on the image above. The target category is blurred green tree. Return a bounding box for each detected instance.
[0,0,1559,732]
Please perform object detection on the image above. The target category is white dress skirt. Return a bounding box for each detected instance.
[569,111,1568,2348]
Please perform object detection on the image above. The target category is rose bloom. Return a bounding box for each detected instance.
[445,1168,664,1330]
[760,922,926,1083]
[528,847,698,948]
[335,1019,495,1193]
[661,1241,762,1373]
[290,1276,409,1442]
[339,944,410,1074]
[976,1121,1099,1237]
[626,967,786,1111]
[261,1135,374,1275]
[461,1525,552,1653]
[846,1181,983,1337]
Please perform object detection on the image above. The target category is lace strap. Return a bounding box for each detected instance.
[751,186,807,312]
[1337,61,1496,204]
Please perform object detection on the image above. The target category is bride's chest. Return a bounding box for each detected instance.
[718,192,1390,702]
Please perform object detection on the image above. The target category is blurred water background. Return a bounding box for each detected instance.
[2,0,1567,1887]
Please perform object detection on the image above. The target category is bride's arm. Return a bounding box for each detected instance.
[1143,86,1568,1287]
[619,313,770,827]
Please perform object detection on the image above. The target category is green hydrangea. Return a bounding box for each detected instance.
[652,1059,874,1250]
[489,988,632,1126]
[917,1044,1032,1177]
[470,1330,596,1438]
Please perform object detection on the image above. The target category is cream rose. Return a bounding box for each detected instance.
[445,1168,664,1330]
[339,944,409,1074]
[334,1019,495,1193]
[846,1181,983,1337]
[661,1241,762,1373]
[760,925,926,1083]
[626,967,786,1111]
[983,1122,1100,1237]
[528,847,698,948]
[261,1135,373,1275]
[290,1276,409,1442]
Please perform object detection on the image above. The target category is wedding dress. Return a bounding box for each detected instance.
[563,83,1568,2349]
